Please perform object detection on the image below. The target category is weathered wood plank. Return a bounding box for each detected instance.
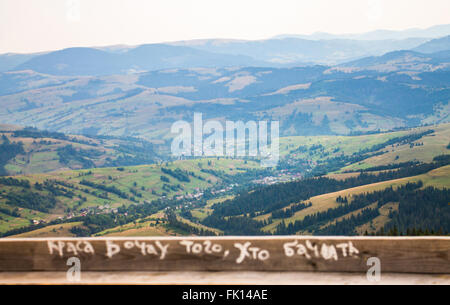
[0,237,448,274]
[0,271,449,285]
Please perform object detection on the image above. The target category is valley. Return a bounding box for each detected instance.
[0,123,448,238]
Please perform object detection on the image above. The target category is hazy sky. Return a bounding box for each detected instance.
[1,0,449,54]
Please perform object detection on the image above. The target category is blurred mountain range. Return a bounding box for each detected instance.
[0,25,448,139]
[273,24,450,40]
[1,25,449,75]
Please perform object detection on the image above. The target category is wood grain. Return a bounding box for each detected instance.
[0,236,448,274]
[1,271,449,285]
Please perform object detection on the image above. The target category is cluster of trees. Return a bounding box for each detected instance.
[282,111,332,136]
[433,154,450,164]
[309,151,385,176]
[383,187,450,235]
[372,227,448,236]
[199,166,269,187]
[70,213,139,236]
[12,128,68,140]
[0,135,24,176]
[129,187,143,198]
[4,189,57,213]
[359,130,434,155]
[0,177,75,219]
[103,140,158,167]
[357,161,420,172]
[71,211,153,237]
[12,127,159,169]
[289,143,326,156]
[0,207,20,218]
[179,209,194,221]
[161,167,190,182]
[189,171,206,181]
[69,196,193,236]
[0,177,30,188]
[69,225,92,237]
[317,208,380,235]
[202,214,269,235]
[80,179,129,200]
[13,128,159,166]
[34,180,75,198]
[290,145,308,154]
[162,183,182,193]
[57,145,97,168]
[271,202,312,219]
[336,195,348,203]
[165,210,217,236]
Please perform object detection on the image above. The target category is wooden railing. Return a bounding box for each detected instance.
[0,236,449,274]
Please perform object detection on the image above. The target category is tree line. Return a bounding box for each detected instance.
[274,181,423,235]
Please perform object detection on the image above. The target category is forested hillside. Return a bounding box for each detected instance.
[0,125,160,175]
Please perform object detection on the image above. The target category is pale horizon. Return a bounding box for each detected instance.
[1,0,450,54]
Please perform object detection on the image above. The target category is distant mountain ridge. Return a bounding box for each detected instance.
[413,35,450,53]
[0,53,42,73]
[13,45,269,76]
[168,37,430,65]
[3,37,434,76]
[1,24,449,75]
[274,24,450,40]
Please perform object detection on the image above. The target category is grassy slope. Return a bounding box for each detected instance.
[95,218,173,237]
[9,222,82,238]
[97,197,227,237]
[174,215,223,235]
[190,195,235,221]
[0,124,164,175]
[259,165,450,233]
[355,202,399,235]
[0,126,112,175]
[96,214,223,237]
[279,123,450,172]
[341,124,450,171]
[0,158,259,235]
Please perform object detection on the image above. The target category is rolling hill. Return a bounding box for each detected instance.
[0,48,448,140]
[258,165,450,234]
[0,157,261,236]
[0,125,160,175]
[13,45,268,76]
[279,123,450,173]
[170,37,429,65]
[0,35,437,75]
